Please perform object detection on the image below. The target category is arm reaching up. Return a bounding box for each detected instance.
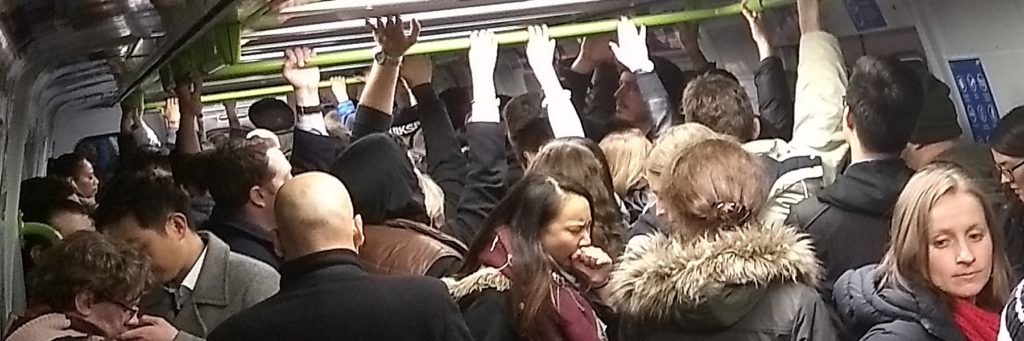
[174,80,203,155]
[400,55,468,219]
[610,17,671,137]
[443,30,508,244]
[284,46,328,136]
[352,15,421,139]
[526,25,585,138]
[744,4,794,141]
[469,30,499,123]
[680,22,711,72]
[791,0,849,183]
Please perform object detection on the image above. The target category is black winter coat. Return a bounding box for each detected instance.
[788,158,914,299]
[833,265,967,341]
[208,249,473,341]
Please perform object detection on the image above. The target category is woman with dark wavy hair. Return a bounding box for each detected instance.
[529,137,627,259]
[446,173,613,341]
[6,232,154,341]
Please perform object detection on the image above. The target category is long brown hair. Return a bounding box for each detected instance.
[880,163,1012,311]
[661,139,767,238]
[529,137,626,258]
[459,173,595,340]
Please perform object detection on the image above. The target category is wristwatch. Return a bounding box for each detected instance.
[373,49,403,67]
[297,105,325,115]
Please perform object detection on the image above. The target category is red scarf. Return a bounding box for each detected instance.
[476,229,605,341]
[953,299,1000,341]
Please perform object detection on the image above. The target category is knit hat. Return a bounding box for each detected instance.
[909,74,962,145]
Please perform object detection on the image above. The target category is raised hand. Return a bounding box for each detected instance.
[525,25,557,78]
[572,35,614,74]
[366,15,421,58]
[468,30,498,88]
[330,76,349,102]
[609,17,653,73]
[163,98,180,131]
[283,47,321,91]
[173,80,202,119]
[742,3,773,60]
[399,55,433,88]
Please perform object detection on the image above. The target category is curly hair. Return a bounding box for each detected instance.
[28,232,154,311]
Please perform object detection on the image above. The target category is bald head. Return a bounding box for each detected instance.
[274,172,362,259]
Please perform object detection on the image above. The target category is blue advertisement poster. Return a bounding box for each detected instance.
[845,0,888,32]
[949,58,1000,142]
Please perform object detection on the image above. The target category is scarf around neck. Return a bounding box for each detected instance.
[953,299,999,341]
[476,228,606,341]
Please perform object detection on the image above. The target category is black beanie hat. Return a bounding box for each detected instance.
[909,74,963,145]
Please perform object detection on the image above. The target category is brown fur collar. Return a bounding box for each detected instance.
[607,225,822,322]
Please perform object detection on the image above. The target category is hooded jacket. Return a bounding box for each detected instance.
[331,133,429,225]
[607,224,840,341]
[331,133,464,276]
[788,158,914,299]
[833,265,966,341]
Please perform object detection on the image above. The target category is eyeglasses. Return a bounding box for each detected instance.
[998,160,1024,179]
[112,301,140,321]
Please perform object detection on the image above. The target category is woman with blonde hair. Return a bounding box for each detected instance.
[599,130,653,224]
[834,163,1012,341]
[608,139,839,340]
[628,123,729,246]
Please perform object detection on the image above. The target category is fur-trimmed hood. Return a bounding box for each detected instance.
[607,224,822,328]
[442,266,512,300]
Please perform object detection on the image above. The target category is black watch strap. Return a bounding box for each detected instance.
[298,105,324,115]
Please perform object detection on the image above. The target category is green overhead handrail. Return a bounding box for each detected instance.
[212,0,791,80]
[144,78,362,110]
[145,0,793,108]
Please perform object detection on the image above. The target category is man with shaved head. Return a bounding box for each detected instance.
[208,172,473,341]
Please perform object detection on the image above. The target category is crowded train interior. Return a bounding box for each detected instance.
[2,0,1024,340]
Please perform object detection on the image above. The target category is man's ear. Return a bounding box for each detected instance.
[751,116,762,141]
[353,214,365,251]
[249,185,268,209]
[73,291,97,317]
[844,108,856,130]
[166,212,191,240]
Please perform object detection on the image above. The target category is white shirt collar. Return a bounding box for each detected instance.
[181,246,208,291]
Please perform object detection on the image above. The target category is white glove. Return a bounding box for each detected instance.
[525,25,558,80]
[610,17,654,73]
[468,30,501,123]
[468,30,499,88]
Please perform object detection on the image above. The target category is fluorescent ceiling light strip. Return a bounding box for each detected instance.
[240,24,524,62]
[243,0,603,39]
[280,0,433,14]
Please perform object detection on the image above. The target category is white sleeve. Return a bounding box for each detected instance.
[296,113,328,136]
[543,88,585,138]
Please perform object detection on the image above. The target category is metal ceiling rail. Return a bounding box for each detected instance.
[146,0,792,108]
[213,0,791,80]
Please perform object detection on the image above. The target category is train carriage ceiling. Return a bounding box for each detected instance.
[0,0,744,114]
